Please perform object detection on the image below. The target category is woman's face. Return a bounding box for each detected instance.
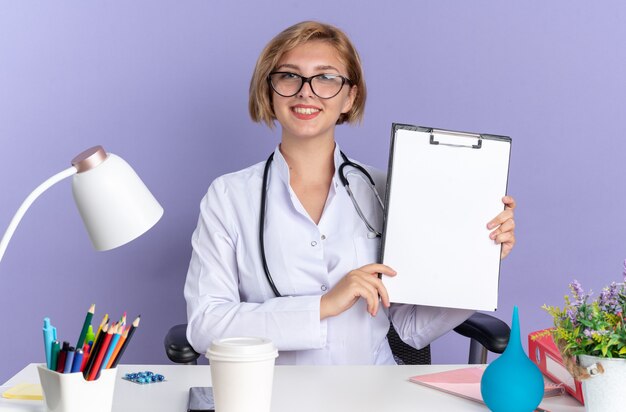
[271,40,356,143]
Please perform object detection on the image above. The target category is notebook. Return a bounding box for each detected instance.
[409,367,564,405]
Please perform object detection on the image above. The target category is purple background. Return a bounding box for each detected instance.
[1,1,626,382]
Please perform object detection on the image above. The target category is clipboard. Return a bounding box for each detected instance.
[380,124,511,311]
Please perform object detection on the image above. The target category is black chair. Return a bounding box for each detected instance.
[164,312,510,365]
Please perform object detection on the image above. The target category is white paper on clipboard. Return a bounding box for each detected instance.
[380,124,511,311]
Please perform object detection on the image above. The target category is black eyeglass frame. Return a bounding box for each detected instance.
[267,71,352,99]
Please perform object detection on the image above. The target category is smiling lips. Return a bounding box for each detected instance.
[292,105,321,120]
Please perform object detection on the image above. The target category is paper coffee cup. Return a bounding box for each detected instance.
[206,337,278,412]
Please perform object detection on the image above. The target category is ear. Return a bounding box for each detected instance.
[341,85,358,114]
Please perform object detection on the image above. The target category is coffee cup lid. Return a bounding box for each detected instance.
[207,337,278,362]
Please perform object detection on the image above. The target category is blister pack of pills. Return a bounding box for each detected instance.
[122,371,165,384]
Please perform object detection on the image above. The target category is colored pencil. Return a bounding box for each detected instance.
[76,303,95,350]
[110,315,140,368]
[100,324,122,373]
[106,325,128,369]
[94,313,109,344]
[82,322,109,379]
[88,324,115,381]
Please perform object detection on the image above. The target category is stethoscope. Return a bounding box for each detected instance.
[260,150,385,297]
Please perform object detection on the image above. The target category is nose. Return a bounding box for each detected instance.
[298,79,315,98]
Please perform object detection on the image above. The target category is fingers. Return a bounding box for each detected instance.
[486,196,517,259]
[361,281,380,316]
[354,264,395,312]
[486,196,516,229]
[357,263,397,277]
[494,230,515,246]
[502,195,516,210]
[377,278,391,309]
[364,272,390,310]
[323,265,394,318]
[350,269,391,315]
[321,265,395,319]
[487,208,514,230]
[489,217,515,240]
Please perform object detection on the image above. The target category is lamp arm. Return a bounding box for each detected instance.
[0,166,78,264]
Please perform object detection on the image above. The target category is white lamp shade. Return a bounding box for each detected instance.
[71,153,164,251]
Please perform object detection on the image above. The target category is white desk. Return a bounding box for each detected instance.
[1,364,584,412]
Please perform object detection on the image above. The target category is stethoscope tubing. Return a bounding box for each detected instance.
[260,151,383,298]
[259,152,282,297]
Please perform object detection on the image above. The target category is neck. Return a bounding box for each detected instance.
[279,138,336,183]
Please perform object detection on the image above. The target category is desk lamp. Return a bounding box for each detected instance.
[0,145,163,264]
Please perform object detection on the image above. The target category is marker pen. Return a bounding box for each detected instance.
[85,325,95,347]
[56,341,69,373]
[80,344,91,372]
[43,318,57,369]
[50,340,61,371]
[71,349,84,373]
[63,347,75,373]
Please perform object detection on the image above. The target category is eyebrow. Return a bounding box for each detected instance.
[275,63,341,72]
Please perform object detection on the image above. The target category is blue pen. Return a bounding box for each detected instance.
[71,349,84,373]
[43,318,57,369]
[63,347,75,373]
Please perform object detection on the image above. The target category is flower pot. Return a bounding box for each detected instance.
[578,355,626,412]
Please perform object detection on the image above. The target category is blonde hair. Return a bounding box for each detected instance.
[249,21,367,127]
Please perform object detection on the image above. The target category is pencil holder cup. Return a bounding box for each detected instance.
[37,364,117,412]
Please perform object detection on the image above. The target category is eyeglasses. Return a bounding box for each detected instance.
[268,72,351,99]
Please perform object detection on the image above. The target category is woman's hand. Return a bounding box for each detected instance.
[487,195,516,260]
[320,263,396,319]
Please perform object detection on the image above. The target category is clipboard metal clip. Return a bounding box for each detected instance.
[429,129,482,149]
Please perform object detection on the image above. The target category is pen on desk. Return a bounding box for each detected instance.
[56,341,69,373]
[50,340,60,371]
[63,346,75,373]
[71,348,84,373]
[83,322,109,379]
[110,315,140,368]
[43,317,57,369]
[76,303,95,350]
[88,323,115,381]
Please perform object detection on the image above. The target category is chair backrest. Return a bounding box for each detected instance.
[386,324,431,365]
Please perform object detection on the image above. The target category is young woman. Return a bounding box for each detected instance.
[184,21,516,365]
